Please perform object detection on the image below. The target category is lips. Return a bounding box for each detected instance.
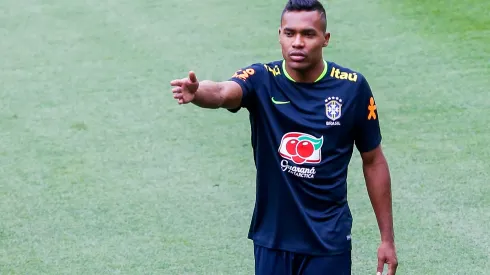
[289,51,307,62]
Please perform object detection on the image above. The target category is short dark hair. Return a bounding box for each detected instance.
[281,0,327,32]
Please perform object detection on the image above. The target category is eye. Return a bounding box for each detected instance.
[285,31,293,37]
[305,32,316,37]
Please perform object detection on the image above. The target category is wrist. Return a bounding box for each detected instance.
[381,236,395,243]
[380,231,395,243]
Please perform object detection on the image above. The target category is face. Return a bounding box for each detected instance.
[279,10,330,71]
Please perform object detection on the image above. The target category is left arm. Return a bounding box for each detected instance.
[360,145,394,243]
[361,146,398,274]
[354,76,398,274]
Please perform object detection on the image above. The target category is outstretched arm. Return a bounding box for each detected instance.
[360,145,398,275]
[170,71,243,109]
[190,80,243,109]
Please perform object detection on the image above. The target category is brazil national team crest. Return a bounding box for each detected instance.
[278,132,323,179]
[325,97,342,126]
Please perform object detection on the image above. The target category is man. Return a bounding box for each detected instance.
[170,0,398,274]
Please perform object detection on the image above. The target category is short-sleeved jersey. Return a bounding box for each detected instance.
[228,59,382,256]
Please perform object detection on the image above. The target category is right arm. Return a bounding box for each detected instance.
[171,64,263,110]
[191,80,243,110]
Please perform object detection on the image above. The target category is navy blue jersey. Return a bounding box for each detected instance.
[228,60,382,256]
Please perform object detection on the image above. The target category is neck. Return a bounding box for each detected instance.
[283,59,327,83]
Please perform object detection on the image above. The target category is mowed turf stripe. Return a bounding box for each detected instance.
[0,0,259,274]
[0,1,176,273]
[380,0,490,259]
[326,0,489,274]
[0,0,220,273]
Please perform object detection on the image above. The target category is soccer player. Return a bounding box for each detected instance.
[170,0,398,274]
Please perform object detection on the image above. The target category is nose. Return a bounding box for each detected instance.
[292,34,304,48]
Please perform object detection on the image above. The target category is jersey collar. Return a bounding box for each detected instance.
[282,59,328,83]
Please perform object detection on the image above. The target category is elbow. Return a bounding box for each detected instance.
[361,145,387,167]
[215,82,225,108]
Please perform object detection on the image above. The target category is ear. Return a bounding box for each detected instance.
[323,32,331,47]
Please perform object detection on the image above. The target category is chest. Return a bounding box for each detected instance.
[254,79,358,140]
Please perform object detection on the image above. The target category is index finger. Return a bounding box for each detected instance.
[170,78,185,86]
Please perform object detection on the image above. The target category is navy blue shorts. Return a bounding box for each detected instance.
[254,244,351,275]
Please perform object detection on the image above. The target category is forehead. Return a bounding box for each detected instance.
[281,10,324,31]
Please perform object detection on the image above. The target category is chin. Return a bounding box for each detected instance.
[287,60,311,71]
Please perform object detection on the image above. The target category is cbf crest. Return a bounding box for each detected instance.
[325,97,343,126]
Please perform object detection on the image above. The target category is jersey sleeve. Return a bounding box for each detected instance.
[353,76,382,153]
[227,63,265,112]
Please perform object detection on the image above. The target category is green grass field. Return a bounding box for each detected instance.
[1,0,489,274]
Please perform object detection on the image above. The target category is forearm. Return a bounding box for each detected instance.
[191,80,225,109]
[363,159,394,243]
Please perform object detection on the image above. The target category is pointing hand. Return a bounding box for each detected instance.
[170,71,199,104]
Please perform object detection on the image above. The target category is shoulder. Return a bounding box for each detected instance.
[326,61,373,97]
[230,60,282,82]
[230,63,265,82]
[326,61,368,85]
